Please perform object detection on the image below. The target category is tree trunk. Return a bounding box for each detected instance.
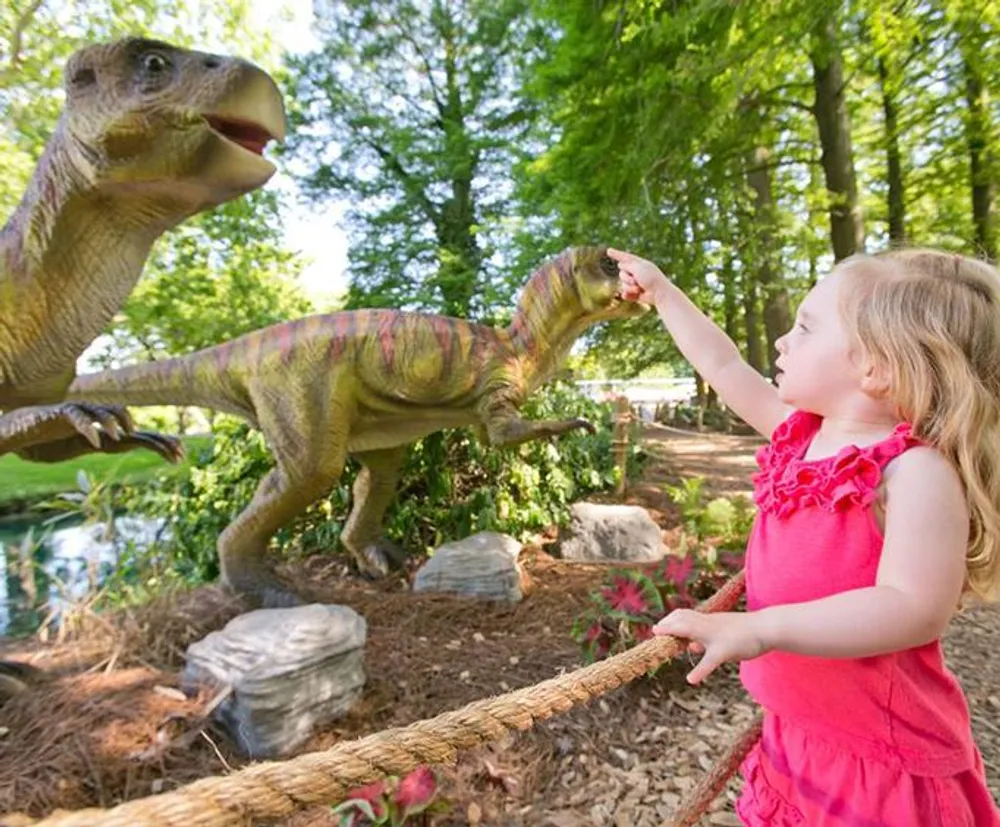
[745,146,792,375]
[722,246,740,346]
[961,47,996,260]
[808,156,822,286]
[432,7,482,316]
[694,373,707,431]
[876,55,907,245]
[810,11,865,261]
[741,272,766,375]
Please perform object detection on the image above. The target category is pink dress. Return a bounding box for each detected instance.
[737,410,1000,826]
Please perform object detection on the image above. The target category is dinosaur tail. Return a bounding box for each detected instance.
[66,350,250,417]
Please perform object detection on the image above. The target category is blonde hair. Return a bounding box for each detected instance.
[838,248,1000,603]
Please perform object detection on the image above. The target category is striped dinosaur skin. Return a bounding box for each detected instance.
[68,246,649,605]
[0,37,286,467]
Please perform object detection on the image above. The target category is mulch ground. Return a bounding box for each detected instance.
[0,423,996,826]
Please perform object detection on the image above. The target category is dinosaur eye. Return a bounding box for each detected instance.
[141,52,170,74]
[71,67,96,87]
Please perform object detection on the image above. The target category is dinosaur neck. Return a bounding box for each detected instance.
[507,267,589,391]
[0,119,181,386]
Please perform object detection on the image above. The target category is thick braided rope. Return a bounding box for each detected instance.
[12,571,745,827]
[663,711,763,827]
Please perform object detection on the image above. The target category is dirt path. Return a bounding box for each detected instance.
[1,424,996,826]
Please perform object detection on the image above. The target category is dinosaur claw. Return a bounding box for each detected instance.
[132,431,184,463]
[354,540,407,579]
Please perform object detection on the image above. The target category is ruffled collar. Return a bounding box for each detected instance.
[752,411,918,518]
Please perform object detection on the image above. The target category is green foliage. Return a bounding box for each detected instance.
[571,549,745,667]
[333,767,448,826]
[285,0,543,320]
[663,476,756,551]
[117,381,645,584]
[0,437,207,506]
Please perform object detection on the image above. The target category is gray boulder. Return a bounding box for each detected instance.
[558,502,666,563]
[412,531,524,602]
[182,603,366,757]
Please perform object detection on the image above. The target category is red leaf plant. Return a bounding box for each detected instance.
[333,767,449,826]
[571,550,744,670]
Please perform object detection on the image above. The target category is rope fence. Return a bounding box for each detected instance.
[5,571,755,827]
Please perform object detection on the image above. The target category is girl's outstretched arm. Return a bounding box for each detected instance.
[607,248,788,438]
[657,447,969,683]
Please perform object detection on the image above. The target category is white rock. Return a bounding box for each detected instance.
[182,603,366,757]
[558,503,665,563]
[412,531,524,602]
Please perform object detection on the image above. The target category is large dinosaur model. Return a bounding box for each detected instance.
[0,36,286,466]
[67,246,649,606]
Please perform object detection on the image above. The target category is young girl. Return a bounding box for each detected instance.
[607,246,1000,826]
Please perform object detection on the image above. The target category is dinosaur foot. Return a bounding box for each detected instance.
[222,566,305,610]
[354,540,408,580]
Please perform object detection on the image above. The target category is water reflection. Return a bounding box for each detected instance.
[0,515,166,636]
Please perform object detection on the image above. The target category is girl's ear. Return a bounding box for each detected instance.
[860,358,892,398]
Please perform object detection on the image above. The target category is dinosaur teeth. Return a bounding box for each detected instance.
[205,115,274,156]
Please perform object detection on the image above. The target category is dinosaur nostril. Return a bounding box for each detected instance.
[204,56,222,69]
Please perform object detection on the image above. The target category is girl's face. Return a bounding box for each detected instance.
[773,268,868,415]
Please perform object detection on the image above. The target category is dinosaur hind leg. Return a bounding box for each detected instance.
[218,387,350,607]
[341,446,408,578]
[218,461,345,607]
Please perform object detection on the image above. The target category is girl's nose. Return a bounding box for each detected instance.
[775,334,788,354]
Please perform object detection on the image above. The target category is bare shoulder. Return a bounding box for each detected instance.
[884,446,967,513]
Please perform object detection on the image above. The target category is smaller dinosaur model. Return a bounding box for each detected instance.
[68,247,648,605]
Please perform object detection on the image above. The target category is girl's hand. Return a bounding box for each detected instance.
[654,610,767,684]
[606,248,670,304]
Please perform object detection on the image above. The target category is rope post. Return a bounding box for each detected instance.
[612,394,632,499]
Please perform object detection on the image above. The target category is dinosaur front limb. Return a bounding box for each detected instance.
[480,402,595,448]
[341,446,408,578]
[0,403,182,463]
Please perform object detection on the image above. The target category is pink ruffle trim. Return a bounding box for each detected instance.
[735,749,804,826]
[752,411,917,518]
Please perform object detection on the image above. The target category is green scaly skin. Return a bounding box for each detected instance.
[67,247,649,606]
[0,37,286,467]
[0,37,286,698]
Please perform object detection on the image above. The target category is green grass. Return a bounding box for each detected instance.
[0,435,211,504]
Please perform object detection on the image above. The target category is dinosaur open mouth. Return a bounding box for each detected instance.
[205,115,275,156]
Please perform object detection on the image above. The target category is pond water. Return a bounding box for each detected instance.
[0,513,166,637]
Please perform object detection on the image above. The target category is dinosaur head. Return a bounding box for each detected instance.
[563,246,651,322]
[62,37,287,212]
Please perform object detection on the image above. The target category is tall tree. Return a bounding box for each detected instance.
[952,4,997,260]
[745,145,792,373]
[810,4,865,260]
[287,0,538,319]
